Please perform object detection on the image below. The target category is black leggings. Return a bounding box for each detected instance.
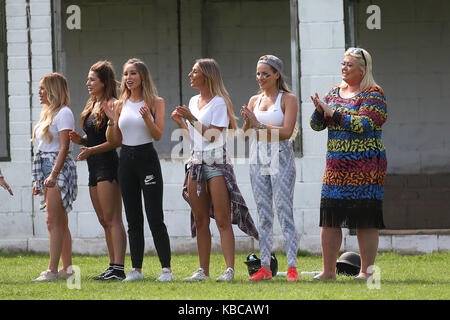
[119,143,171,269]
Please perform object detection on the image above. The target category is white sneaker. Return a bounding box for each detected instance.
[183,268,210,282]
[216,267,234,282]
[156,268,173,282]
[32,270,58,282]
[122,269,143,282]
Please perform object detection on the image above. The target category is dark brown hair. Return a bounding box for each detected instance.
[80,60,118,131]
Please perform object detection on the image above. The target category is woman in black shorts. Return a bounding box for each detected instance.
[69,60,127,280]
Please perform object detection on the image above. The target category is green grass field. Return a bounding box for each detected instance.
[0,251,449,300]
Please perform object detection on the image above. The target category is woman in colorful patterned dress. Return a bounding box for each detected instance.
[310,48,387,280]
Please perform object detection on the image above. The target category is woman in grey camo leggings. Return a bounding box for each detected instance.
[241,55,299,282]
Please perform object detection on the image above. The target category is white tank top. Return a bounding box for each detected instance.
[118,99,153,146]
[254,91,284,127]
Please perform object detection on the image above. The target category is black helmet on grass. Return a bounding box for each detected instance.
[336,251,361,276]
[244,252,278,276]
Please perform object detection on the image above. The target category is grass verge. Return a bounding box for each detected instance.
[0,251,449,300]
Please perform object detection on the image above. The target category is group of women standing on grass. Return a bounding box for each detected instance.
[29,47,387,283]
[31,58,173,282]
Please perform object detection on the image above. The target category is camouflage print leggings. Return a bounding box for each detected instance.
[249,140,298,268]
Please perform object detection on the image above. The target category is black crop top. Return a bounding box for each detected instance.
[83,112,118,162]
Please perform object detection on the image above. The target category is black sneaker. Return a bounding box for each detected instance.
[93,267,113,280]
[102,268,126,281]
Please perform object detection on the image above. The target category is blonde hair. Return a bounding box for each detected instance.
[32,73,70,143]
[80,60,118,132]
[257,55,291,93]
[339,48,379,91]
[119,58,158,111]
[196,58,237,129]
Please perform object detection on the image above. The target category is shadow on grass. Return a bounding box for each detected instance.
[301,278,450,285]
[297,250,318,257]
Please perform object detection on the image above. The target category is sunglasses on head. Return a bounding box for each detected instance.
[349,47,367,66]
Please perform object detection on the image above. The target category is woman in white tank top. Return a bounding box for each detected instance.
[241,55,300,282]
[104,58,173,282]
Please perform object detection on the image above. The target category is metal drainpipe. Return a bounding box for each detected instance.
[26,0,35,237]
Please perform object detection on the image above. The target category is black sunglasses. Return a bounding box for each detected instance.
[349,48,367,66]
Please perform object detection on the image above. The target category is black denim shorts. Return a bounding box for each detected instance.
[87,155,118,187]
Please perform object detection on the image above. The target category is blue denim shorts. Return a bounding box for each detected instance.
[41,157,53,180]
[202,164,223,181]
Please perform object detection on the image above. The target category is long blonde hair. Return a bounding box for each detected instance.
[80,61,118,132]
[32,73,70,143]
[339,47,379,91]
[119,58,158,111]
[196,58,237,129]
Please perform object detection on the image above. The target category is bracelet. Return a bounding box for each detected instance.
[107,119,115,126]
[189,118,198,126]
[256,122,266,130]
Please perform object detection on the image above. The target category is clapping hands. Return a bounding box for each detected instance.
[310,93,332,117]
[139,104,153,120]
[240,104,259,128]
[174,105,195,122]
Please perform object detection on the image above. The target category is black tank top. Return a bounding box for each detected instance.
[83,112,118,163]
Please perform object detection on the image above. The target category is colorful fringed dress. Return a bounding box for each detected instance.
[310,86,387,229]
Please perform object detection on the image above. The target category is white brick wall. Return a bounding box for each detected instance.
[295,0,346,252]
[2,0,32,230]
[0,0,447,256]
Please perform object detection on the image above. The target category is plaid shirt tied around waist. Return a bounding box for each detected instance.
[182,147,259,240]
[32,150,78,213]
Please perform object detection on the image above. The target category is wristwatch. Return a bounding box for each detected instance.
[189,118,198,126]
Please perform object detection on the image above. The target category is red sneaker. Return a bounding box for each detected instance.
[248,267,272,281]
[287,267,299,281]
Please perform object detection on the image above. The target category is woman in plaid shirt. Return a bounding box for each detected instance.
[172,58,258,282]
[31,73,77,282]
